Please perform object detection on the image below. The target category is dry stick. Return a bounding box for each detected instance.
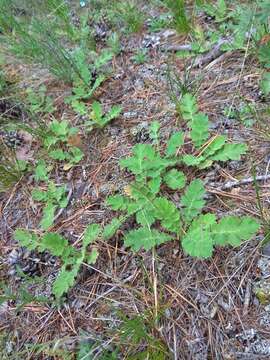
[208,174,270,192]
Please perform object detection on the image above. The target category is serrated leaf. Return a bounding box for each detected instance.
[40,202,56,230]
[164,169,186,190]
[166,131,184,157]
[124,227,172,251]
[148,176,161,194]
[86,248,99,264]
[106,195,130,211]
[49,149,68,161]
[120,144,156,176]
[32,189,47,202]
[41,232,68,256]
[69,147,84,163]
[104,105,122,123]
[190,112,209,148]
[103,216,126,239]
[136,206,156,227]
[179,93,198,121]
[181,179,205,223]
[182,214,216,258]
[149,121,160,143]
[91,101,102,122]
[83,224,100,247]
[212,216,260,247]
[182,154,205,166]
[34,160,49,182]
[153,197,181,233]
[50,120,69,137]
[203,136,227,158]
[212,143,247,161]
[53,265,79,299]
[14,229,39,250]
[258,44,270,68]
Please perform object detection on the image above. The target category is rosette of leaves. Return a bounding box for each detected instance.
[104,94,259,258]
[14,224,100,298]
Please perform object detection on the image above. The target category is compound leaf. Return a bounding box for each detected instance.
[179,93,198,121]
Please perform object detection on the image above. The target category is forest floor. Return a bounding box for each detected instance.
[1,1,270,359]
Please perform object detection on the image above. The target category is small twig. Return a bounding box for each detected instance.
[208,174,270,191]
[243,280,251,316]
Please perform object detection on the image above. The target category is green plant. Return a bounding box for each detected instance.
[25,85,55,115]
[223,102,256,127]
[85,101,122,129]
[117,311,169,359]
[201,0,229,23]
[116,1,145,33]
[164,0,190,34]
[14,223,100,299]
[107,32,122,56]
[132,48,149,64]
[66,49,113,110]
[260,72,270,96]
[148,14,171,33]
[31,181,69,230]
[104,94,259,258]
[43,119,84,166]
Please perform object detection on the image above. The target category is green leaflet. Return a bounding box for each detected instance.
[182,214,216,258]
[103,216,126,239]
[164,169,186,190]
[180,93,198,120]
[153,197,181,233]
[212,216,260,247]
[83,224,100,246]
[260,72,270,96]
[14,229,39,251]
[166,131,184,157]
[212,143,247,161]
[181,179,205,223]
[124,228,172,251]
[190,112,209,148]
[179,94,209,148]
[106,195,130,211]
[41,233,68,256]
[120,144,175,181]
[40,202,57,230]
[53,265,79,299]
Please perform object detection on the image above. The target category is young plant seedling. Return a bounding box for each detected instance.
[104,94,260,258]
[14,224,100,299]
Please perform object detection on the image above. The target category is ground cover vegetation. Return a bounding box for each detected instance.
[0,0,270,358]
